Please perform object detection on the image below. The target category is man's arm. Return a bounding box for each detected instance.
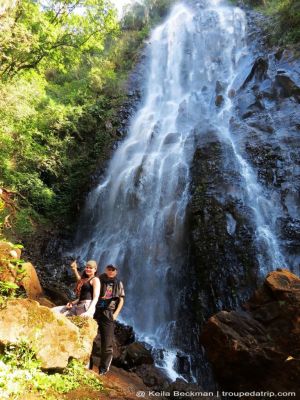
[113,297,124,321]
[70,260,81,281]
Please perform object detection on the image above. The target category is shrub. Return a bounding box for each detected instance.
[0,342,103,399]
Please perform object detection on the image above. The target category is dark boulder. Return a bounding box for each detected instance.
[241,57,269,89]
[114,342,154,370]
[201,270,300,392]
[115,321,135,346]
[134,364,171,390]
[215,94,224,107]
[275,71,300,100]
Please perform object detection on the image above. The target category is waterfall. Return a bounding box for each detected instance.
[73,0,287,379]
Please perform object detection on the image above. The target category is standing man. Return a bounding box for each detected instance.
[94,264,125,375]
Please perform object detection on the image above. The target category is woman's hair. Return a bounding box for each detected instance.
[86,260,97,269]
[75,278,88,296]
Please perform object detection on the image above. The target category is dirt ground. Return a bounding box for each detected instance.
[64,366,151,400]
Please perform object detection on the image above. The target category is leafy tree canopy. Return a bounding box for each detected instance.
[0,0,157,240]
[0,0,119,80]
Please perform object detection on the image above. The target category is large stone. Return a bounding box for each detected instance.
[114,342,154,370]
[241,57,268,89]
[0,241,54,307]
[115,321,135,346]
[134,364,171,390]
[265,269,300,294]
[201,270,300,392]
[0,299,98,369]
[275,72,300,99]
[21,262,43,299]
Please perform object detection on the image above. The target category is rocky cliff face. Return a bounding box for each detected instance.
[230,11,300,274]
[188,8,300,319]
[185,8,300,385]
[201,269,300,393]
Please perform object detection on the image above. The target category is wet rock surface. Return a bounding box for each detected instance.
[230,10,300,272]
[184,7,300,387]
[133,364,171,391]
[201,270,300,392]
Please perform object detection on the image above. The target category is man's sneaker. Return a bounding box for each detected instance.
[99,368,108,376]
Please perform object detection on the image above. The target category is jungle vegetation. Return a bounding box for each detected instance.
[0,0,174,240]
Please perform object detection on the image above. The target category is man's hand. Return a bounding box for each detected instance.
[66,302,73,309]
[112,312,118,321]
[112,297,124,321]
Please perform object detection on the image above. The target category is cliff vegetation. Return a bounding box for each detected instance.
[241,0,300,44]
[0,0,174,244]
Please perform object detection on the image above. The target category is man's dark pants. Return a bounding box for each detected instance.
[94,310,114,371]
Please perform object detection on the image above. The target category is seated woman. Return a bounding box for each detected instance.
[52,260,100,317]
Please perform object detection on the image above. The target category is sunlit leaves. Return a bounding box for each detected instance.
[0,0,119,80]
[0,0,168,237]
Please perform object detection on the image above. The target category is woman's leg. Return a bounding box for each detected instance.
[51,305,69,315]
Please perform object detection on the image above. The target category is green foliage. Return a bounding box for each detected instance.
[0,342,102,399]
[14,208,36,236]
[1,340,39,370]
[122,0,176,30]
[0,0,119,80]
[238,0,300,44]
[0,1,119,237]
[0,281,19,297]
[0,199,6,237]
[271,0,300,44]
[0,238,27,308]
[0,0,175,240]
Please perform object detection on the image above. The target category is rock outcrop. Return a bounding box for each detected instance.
[0,241,54,307]
[184,8,300,386]
[201,270,300,392]
[0,298,98,369]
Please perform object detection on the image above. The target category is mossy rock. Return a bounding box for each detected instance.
[0,299,97,369]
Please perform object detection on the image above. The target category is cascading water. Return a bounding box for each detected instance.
[73,0,287,380]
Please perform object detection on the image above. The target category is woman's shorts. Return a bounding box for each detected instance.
[52,300,92,316]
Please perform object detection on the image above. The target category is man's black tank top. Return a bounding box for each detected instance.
[79,279,93,301]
